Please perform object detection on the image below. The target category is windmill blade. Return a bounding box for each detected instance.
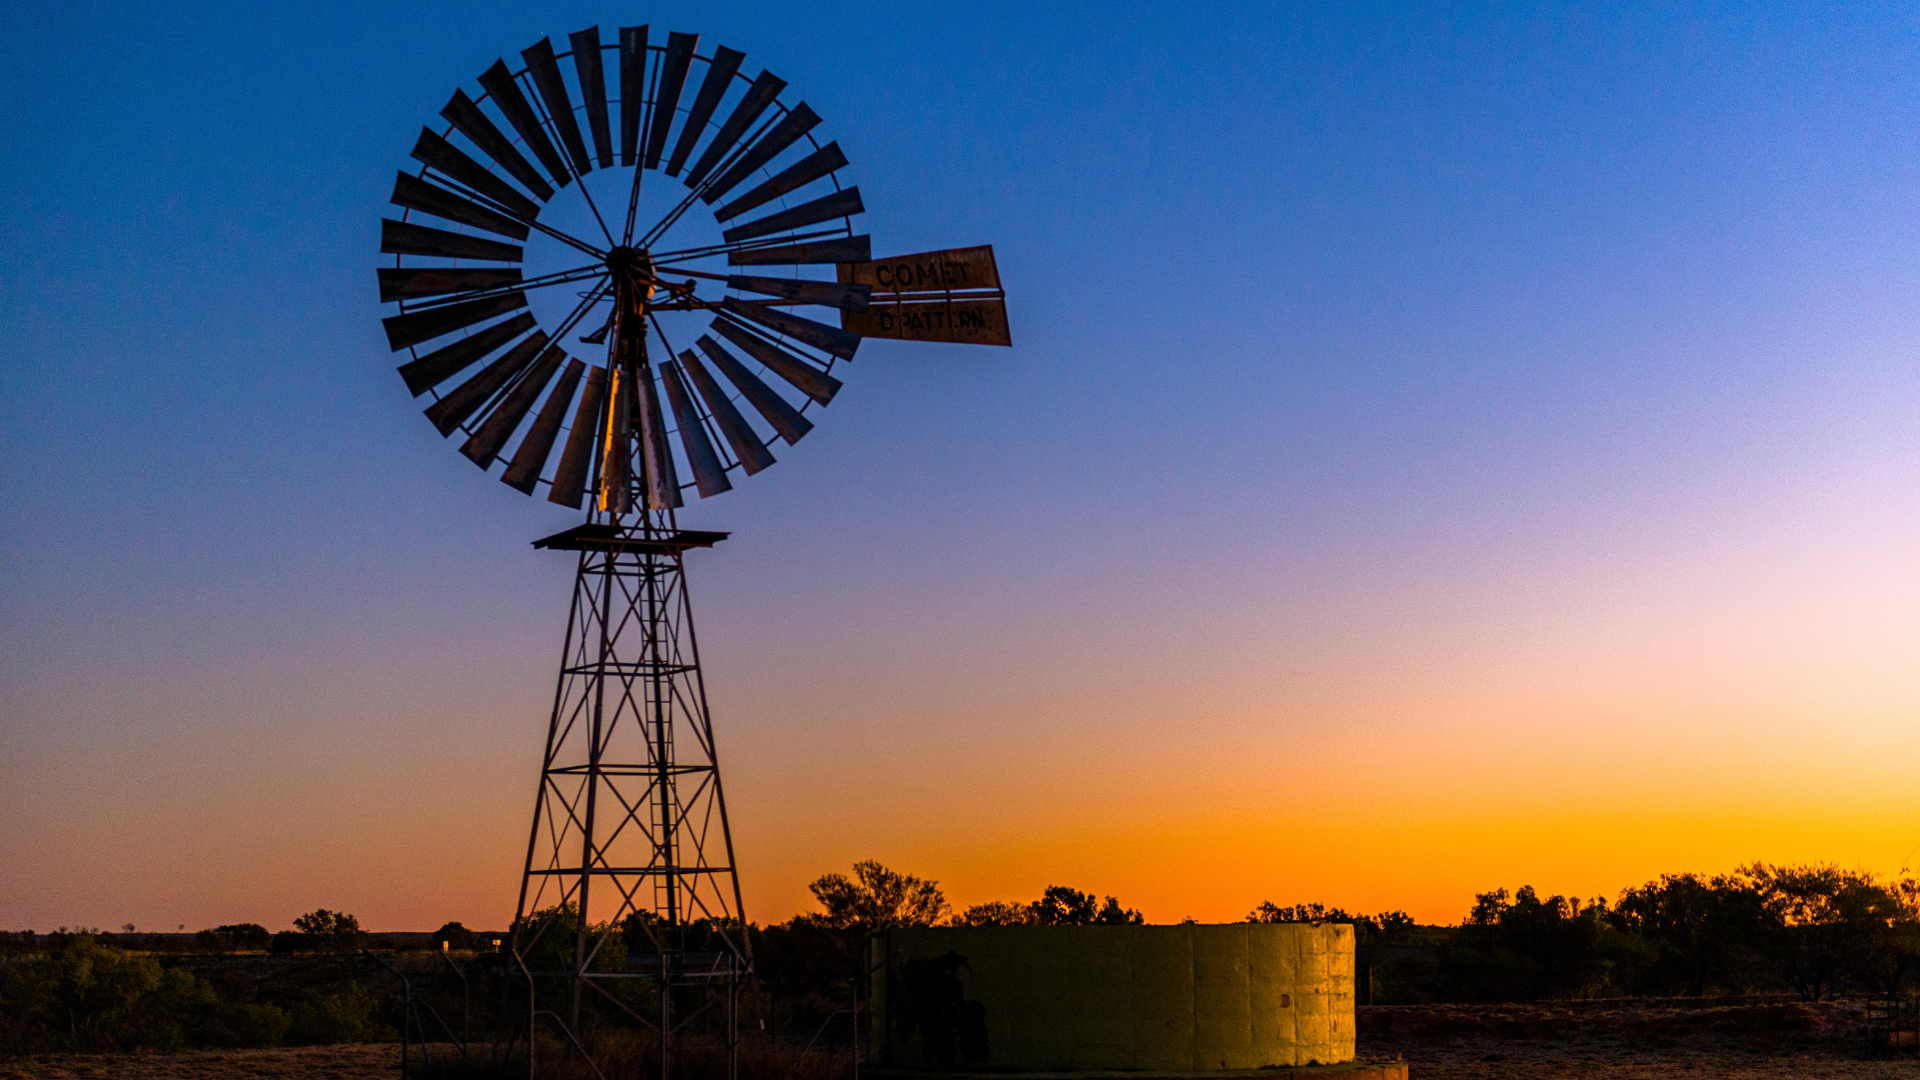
[722,186,862,243]
[718,297,860,360]
[383,292,528,351]
[727,274,869,312]
[618,25,648,165]
[683,70,786,188]
[696,335,812,445]
[702,103,819,204]
[661,359,730,497]
[726,234,870,266]
[503,357,586,494]
[523,39,593,176]
[391,173,530,239]
[479,59,572,188]
[710,317,843,404]
[598,362,633,514]
[645,32,698,170]
[382,219,524,262]
[411,128,540,219]
[679,347,775,474]
[461,344,566,466]
[635,363,684,509]
[379,267,522,304]
[441,90,554,202]
[396,312,535,396]
[548,364,607,507]
[569,27,613,168]
[664,45,744,177]
[425,331,549,435]
[714,141,846,222]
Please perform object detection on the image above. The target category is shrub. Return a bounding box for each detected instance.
[0,932,298,1053]
[215,923,272,952]
[286,983,388,1045]
[206,1002,293,1048]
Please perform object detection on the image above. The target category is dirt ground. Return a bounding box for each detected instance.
[1359,997,1920,1078]
[10,1000,1920,1079]
[0,1044,398,1079]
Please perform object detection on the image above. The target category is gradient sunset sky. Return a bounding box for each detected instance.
[6,2,1920,934]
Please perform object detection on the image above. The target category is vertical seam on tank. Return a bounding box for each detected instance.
[1242,921,1253,1067]
[1126,926,1137,1068]
[1187,923,1197,1071]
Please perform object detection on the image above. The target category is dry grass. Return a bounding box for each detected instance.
[1392,1059,1920,1079]
[11,1000,1920,1080]
[0,1039,854,1080]
[0,1043,398,1079]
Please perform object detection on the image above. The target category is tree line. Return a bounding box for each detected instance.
[792,860,1920,1005]
[1361,864,1920,1004]
[804,861,1145,929]
[0,909,498,1053]
[0,927,388,1054]
[7,859,1918,1054]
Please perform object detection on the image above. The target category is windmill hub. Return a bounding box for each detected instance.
[605,245,651,278]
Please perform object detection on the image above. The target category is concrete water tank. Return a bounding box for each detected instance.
[867,923,1356,1072]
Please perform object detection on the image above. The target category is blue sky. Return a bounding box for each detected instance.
[6,2,1920,930]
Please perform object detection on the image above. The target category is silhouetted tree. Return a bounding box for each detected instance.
[1450,886,1611,1000]
[952,901,1033,926]
[1248,902,1353,924]
[1737,863,1920,1000]
[1363,910,1419,944]
[952,887,1143,926]
[1609,873,1763,995]
[1858,876,1920,997]
[288,910,365,954]
[1030,885,1100,925]
[197,923,270,954]
[1246,902,1414,947]
[800,861,950,931]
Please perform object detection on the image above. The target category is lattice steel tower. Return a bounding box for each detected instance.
[516,512,745,1057]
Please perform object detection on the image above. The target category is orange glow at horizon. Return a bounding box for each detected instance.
[8,444,1920,934]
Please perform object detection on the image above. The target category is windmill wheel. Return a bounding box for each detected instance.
[377,26,870,513]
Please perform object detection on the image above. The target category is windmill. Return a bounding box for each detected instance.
[375,21,1009,1077]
